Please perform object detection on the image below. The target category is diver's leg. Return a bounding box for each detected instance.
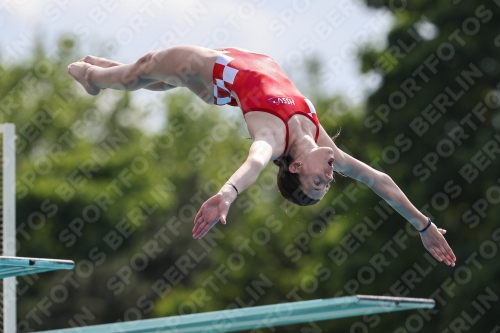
[80,55,177,92]
[68,52,163,94]
[68,46,217,97]
[79,55,122,68]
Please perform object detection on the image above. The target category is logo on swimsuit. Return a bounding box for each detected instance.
[269,97,295,106]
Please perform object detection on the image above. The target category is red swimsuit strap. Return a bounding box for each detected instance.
[242,108,319,158]
[283,123,290,158]
[281,113,320,158]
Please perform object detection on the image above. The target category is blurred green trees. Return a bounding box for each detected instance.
[358,0,500,331]
[2,0,500,329]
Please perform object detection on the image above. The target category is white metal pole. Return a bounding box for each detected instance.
[1,124,16,333]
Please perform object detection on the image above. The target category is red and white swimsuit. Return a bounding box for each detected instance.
[212,48,320,157]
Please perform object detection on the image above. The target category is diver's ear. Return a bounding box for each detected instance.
[289,161,302,174]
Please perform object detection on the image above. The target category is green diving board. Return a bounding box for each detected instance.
[0,256,75,279]
[39,295,435,333]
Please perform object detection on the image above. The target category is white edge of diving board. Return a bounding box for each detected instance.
[0,256,75,279]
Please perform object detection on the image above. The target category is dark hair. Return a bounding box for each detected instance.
[274,129,343,206]
[274,155,319,206]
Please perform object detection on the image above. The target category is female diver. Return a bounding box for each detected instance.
[67,45,456,267]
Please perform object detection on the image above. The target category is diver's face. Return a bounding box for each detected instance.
[294,147,335,200]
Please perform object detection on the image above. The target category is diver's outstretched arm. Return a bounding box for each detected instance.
[318,126,456,266]
[192,140,273,239]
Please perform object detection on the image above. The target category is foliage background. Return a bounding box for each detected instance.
[0,0,499,332]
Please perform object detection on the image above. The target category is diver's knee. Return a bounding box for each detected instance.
[133,52,158,77]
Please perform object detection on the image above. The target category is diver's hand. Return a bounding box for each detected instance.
[193,193,232,239]
[420,223,456,266]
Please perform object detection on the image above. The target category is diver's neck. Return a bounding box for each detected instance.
[288,135,317,160]
[287,116,318,159]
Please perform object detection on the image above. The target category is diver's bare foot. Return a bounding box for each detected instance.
[67,61,101,95]
[79,55,121,68]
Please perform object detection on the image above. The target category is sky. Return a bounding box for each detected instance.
[0,0,393,131]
